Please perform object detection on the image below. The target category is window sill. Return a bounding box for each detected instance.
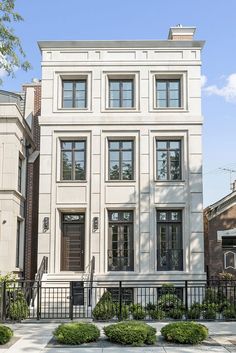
[57,180,87,184]
[106,179,136,183]
[155,179,185,184]
[102,108,140,113]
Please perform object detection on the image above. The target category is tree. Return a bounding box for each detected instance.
[0,0,31,84]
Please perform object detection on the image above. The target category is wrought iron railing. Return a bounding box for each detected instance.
[157,249,183,271]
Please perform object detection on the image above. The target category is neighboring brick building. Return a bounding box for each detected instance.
[0,81,41,279]
[204,183,236,278]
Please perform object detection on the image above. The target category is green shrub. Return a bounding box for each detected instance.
[92,291,115,320]
[158,293,182,312]
[104,321,156,346]
[0,325,13,345]
[161,322,208,344]
[223,307,236,319]
[146,302,156,312]
[160,283,175,294]
[8,291,29,321]
[202,308,217,320]
[129,304,146,320]
[169,308,183,319]
[53,322,100,345]
[149,309,166,320]
[218,300,232,313]
[187,308,201,320]
[203,288,225,305]
[114,304,129,320]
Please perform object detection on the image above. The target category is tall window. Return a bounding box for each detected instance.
[62,80,87,108]
[109,79,134,108]
[108,211,134,271]
[61,141,86,180]
[156,140,181,180]
[18,157,22,192]
[156,79,181,108]
[157,210,183,271]
[109,140,134,180]
[16,220,21,268]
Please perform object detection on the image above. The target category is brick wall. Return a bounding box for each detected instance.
[205,205,236,278]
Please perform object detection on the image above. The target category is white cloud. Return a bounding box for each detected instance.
[204,73,236,103]
[0,67,7,79]
[201,75,207,88]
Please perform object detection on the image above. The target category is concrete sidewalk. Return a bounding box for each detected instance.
[1,321,236,352]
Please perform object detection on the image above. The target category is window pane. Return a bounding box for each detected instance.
[122,151,132,161]
[75,100,86,108]
[169,99,180,108]
[157,141,167,149]
[109,141,120,150]
[169,141,180,149]
[109,151,119,161]
[169,81,179,90]
[75,91,86,100]
[122,81,133,90]
[157,99,167,108]
[110,99,120,108]
[157,81,167,90]
[122,141,132,150]
[157,91,166,100]
[64,90,73,99]
[74,141,85,150]
[169,90,179,100]
[110,90,120,100]
[122,162,132,180]
[157,151,167,161]
[159,212,167,221]
[109,161,119,179]
[75,81,86,90]
[123,90,132,100]
[122,99,133,108]
[61,141,72,150]
[75,161,85,180]
[62,151,72,180]
[110,81,120,90]
[157,161,167,180]
[63,82,73,90]
[110,212,119,221]
[63,100,73,108]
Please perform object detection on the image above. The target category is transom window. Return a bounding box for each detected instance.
[157,210,183,271]
[61,140,86,180]
[62,80,87,108]
[109,79,134,108]
[156,79,181,108]
[109,140,134,180]
[156,140,181,180]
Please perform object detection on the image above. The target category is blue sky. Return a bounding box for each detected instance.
[1,0,236,207]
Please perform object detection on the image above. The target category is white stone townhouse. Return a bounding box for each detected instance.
[37,26,205,291]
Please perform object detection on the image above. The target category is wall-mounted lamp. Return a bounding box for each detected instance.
[93,217,99,231]
[43,217,49,232]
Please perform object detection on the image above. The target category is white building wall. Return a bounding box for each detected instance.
[38,38,205,281]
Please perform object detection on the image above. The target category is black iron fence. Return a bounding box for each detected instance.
[1,279,236,322]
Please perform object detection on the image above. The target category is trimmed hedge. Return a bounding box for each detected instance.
[161,322,208,344]
[104,321,156,346]
[0,325,13,345]
[53,322,100,345]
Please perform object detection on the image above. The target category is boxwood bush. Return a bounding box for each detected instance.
[161,322,208,344]
[104,321,156,346]
[0,325,13,345]
[53,322,100,345]
[9,291,29,321]
[92,291,115,320]
[149,309,166,320]
[223,307,236,319]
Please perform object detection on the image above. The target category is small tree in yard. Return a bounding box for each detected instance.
[0,0,31,84]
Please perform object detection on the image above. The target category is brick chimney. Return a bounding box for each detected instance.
[168,25,196,40]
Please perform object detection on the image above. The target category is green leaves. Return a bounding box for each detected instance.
[0,0,31,84]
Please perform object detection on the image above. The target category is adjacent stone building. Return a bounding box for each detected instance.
[37,26,205,284]
[0,81,41,279]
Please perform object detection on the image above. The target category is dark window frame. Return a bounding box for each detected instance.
[18,157,22,192]
[108,210,134,272]
[62,79,87,109]
[61,140,86,181]
[156,140,182,181]
[156,79,181,108]
[156,210,183,271]
[109,79,134,108]
[16,220,21,268]
[108,140,134,181]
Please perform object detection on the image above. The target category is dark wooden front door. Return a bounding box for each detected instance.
[61,214,85,271]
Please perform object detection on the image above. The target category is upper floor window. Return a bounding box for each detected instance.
[62,80,87,109]
[109,79,134,108]
[156,140,181,181]
[61,140,86,180]
[109,140,134,180]
[18,157,22,192]
[156,79,181,108]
